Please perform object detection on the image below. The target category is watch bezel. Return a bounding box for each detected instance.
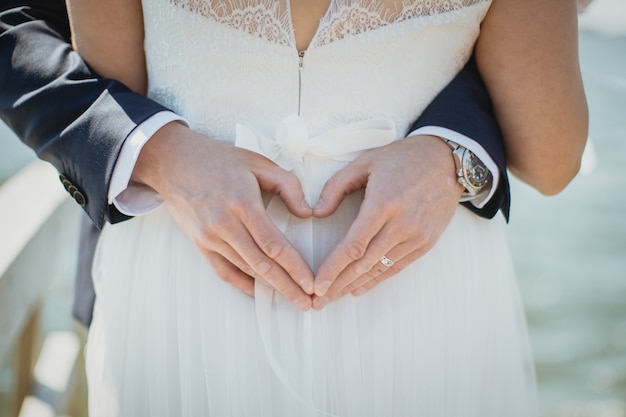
[460,149,491,191]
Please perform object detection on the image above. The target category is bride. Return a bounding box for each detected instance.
[66,0,587,415]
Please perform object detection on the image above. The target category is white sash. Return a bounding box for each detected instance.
[235,115,396,413]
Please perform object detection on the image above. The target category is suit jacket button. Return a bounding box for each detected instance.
[59,174,87,206]
[72,190,87,207]
[59,175,72,191]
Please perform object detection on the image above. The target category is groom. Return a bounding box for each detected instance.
[0,0,509,326]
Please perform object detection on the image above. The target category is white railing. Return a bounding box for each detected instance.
[0,161,86,417]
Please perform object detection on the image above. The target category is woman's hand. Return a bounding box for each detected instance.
[311,135,464,309]
[133,122,316,311]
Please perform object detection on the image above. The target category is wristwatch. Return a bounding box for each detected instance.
[444,140,492,198]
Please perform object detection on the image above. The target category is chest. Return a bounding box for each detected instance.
[143,0,491,139]
[168,0,489,50]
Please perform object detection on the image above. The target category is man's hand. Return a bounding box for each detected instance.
[132,122,315,311]
[311,135,464,309]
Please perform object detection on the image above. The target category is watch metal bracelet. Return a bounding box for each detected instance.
[443,139,492,198]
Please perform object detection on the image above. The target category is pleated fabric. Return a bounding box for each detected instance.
[86,154,538,417]
[87,1,539,413]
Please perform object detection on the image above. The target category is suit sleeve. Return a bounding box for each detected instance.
[0,0,169,228]
[409,55,510,221]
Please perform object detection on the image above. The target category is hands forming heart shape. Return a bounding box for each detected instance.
[133,121,464,312]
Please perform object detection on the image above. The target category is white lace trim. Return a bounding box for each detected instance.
[170,0,489,48]
[145,0,491,141]
[171,0,293,45]
[315,0,487,47]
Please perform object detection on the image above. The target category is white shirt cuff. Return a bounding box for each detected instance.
[408,126,500,209]
[108,111,187,216]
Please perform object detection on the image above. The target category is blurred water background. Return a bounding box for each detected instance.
[509,2,626,413]
[0,1,625,414]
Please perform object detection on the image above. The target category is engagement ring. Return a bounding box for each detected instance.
[380,255,395,268]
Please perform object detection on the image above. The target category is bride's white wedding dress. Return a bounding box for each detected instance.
[86,0,538,415]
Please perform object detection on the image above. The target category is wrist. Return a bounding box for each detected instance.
[407,134,465,198]
[437,137,492,199]
[132,120,188,193]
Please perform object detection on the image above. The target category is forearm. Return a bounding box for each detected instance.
[0,0,167,227]
[66,0,147,93]
[409,55,509,220]
[475,0,588,195]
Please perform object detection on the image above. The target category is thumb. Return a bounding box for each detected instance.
[256,165,312,218]
[313,161,369,218]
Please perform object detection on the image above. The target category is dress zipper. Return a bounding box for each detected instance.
[297,50,305,116]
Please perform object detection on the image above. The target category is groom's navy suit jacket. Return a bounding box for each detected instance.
[0,0,510,327]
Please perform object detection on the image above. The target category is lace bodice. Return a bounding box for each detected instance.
[142,0,491,140]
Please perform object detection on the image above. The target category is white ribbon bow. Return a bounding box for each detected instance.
[236,114,396,173]
[234,115,396,414]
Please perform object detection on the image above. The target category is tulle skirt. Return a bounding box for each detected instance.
[86,158,538,417]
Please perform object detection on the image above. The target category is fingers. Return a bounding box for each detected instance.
[313,196,393,297]
[234,151,315,307]
[243,212,315,293]
[312,201,451,308]
[311,136,465,309]
[215,210,314,311]
[204,239,314,312]
[141,131,315,310]
[254,156,312,218]
[312,232,434,309]
[348,246,428,296]
[203,251,256,297]
[204,246,311,309]
[195,210,314,311]
[312,226,415,309]
[312,160,368,218]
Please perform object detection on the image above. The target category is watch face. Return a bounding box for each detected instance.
[462,152,491,188]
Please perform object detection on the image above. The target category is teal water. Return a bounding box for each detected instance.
[0,29,625,416]
[509,30,626,413]
[0,122,34,183]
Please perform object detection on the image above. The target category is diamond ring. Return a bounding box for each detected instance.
[380,255,395,268]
